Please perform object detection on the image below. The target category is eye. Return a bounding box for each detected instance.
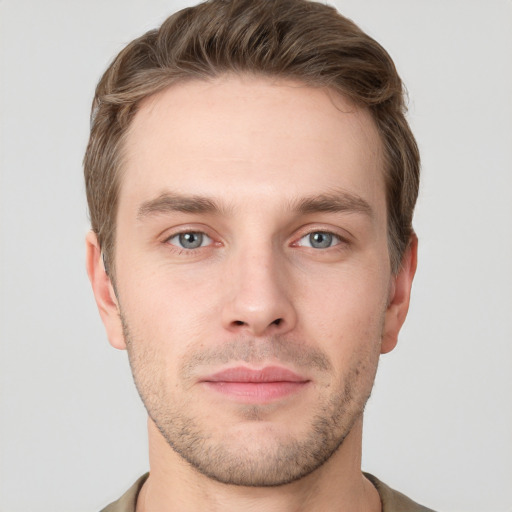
[297,231,341,249]
[166,231,212,249]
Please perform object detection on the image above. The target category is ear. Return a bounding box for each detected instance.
[381,234,418,354]
[85,231,126,350]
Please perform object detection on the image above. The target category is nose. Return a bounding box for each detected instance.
[221,246,297,337]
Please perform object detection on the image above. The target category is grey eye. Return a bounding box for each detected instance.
[309,232,333,248]
[179,232,203,249]
[297,231,340,249]
[167,232,211,249]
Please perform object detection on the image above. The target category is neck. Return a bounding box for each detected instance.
[137,417,381,512]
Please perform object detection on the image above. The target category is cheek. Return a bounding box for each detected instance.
[118,261,222,350]
[296,264,390,350]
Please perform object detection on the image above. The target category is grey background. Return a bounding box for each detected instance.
[1,1,511,511]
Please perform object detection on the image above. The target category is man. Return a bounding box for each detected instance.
[84,0,433,510]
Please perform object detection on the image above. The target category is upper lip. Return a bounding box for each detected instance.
[202,366,309,383]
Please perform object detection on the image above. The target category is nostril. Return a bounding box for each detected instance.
[233,320,245,326]
[272,318,283,326]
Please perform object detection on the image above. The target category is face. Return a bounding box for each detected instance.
[87,75,416,486]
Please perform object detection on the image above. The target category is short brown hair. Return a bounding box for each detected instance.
[84,0,420,276]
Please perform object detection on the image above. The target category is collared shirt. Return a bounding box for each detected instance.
[101,472,435,512]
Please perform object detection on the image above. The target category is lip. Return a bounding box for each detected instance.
[201,366,310,403]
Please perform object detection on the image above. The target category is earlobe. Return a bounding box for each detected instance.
[85,231,127,350]
[381,234,418,354]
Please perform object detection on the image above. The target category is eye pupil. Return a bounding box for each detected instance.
[309,232,332,249]
[179,232,203,249]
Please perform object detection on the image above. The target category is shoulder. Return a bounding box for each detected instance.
[100,473,149,512]
[364,473,436,512]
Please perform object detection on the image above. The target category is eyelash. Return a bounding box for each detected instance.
[164,230,216,255]
[294,230,345,249]
[163,228,348,254]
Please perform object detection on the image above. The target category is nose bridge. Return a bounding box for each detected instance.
[222,238,297,336]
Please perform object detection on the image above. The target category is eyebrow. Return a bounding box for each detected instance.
[137,193,226,220]
[137,189,372,220]
[291,190,373,217]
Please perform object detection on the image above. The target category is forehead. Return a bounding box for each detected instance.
[119,75,385,214]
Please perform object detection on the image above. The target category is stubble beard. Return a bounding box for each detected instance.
[122,315,381,487]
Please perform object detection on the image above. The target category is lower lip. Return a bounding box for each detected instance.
[203,381,309,402]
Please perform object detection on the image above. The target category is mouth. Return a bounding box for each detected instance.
[200,366,310,403]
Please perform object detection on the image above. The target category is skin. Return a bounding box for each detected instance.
[86,75,417,512]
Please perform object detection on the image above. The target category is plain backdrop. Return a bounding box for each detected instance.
[1,1,511,511]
